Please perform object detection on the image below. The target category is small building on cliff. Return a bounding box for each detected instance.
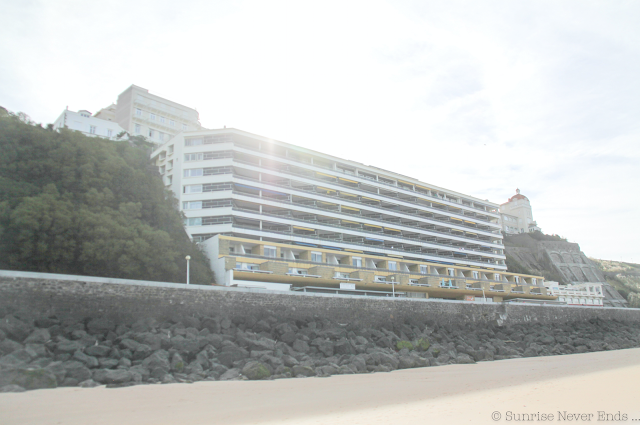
[499,189,541,235]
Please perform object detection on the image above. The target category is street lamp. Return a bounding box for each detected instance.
[390,276,395,298]
[185,255,191,285]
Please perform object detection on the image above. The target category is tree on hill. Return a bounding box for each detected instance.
[0,109,214,284]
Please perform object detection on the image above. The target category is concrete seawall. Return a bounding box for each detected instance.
[1,270,639,327]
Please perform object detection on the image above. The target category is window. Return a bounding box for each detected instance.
[388,261,397,271]
[149,129,154,138]
[264,246,277,258]
[182,123,187,131]
[335,272,349,279]
[375,276,387,282]
[185,138,203,146]
[165,175,172,185]
[184,217,202,226]
[472,271,479,279]
[167,160,173,170]
[168,145,174,154]
[184,168,203,177]
[311,252,323,263]
[184,153,203,161]
[89,125,96,134]
[170,120,175,127]
[159,132,164,142]
[494,273,501,281]
[532,278,536,285]
[448,268,455,276]
[183,201,202,210]
[159,165,166,174]
[150,113,156,121]
[352,257,362,267]
[183,184,203,193]
[107,129,113,137]
[136,108,142,116]
[420,265,428,275]
[514,276,520,284]
[135,124,141,134]
[160,116,165,124]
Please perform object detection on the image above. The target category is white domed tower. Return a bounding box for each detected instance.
[499,189,541,234]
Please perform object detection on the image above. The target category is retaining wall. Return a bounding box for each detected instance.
[1,271,639,328]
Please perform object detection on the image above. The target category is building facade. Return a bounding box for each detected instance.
[111,85,202,145]
[543,281,604,306]
[151,129,551,302]
[52,108,126,140]
[499,189,541,234]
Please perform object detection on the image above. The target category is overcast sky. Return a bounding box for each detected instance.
[1,0,638,263]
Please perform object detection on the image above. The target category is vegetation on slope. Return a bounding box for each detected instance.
[591,258,640,307]
[0,108,214,284]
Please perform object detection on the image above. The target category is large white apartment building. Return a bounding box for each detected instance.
[105,85,202,145]
[152,129,551,302]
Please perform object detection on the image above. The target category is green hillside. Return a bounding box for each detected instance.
[590,258,640,308]
[0,108,214,284]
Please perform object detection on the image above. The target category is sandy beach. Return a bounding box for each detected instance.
[2,348,639,425]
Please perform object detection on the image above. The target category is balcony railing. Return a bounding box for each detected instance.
[230,144,499,217]
[230,190,501,248]
[229,172,502,237]
[231,159,500,228]
[231,206,499,258]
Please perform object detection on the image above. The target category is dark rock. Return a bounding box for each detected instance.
[85,345,111,357]
[216,346,249,368]
[0,352,30,368]
[56,339,84,354]
[142,350,171,372]
[93,369,133,385]
[242,361,271,380]
[0,367,57,390]
[0,338,23,355]
[86,318,116,334]
[99,358,119,369]
[219,368,240,381]
[0,316,32,342]
[73,351,99,368]
[35,317,59,328]
[62,360,92,382]
[24,329,51,345]
[455,354,476,364]
[292,365,315,377]
[292,340,310,354]
[0,384,26,392]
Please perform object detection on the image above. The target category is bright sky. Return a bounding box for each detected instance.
[1,0,638,263]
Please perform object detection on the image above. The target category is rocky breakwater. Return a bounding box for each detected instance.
[1,313,639,392]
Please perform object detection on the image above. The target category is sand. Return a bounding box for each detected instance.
[2,348,640,425]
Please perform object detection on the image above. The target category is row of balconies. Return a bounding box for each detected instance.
[231,205,500,256]
[227,174,501,235]
[226,141,499,216]
[229,258,547,296]
[226,220,501,265]
[228,158,500,227]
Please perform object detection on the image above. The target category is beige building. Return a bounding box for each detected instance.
[499,189,541,234]
[108,85,202,145]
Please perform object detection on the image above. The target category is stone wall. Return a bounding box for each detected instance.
[1,271,639,328]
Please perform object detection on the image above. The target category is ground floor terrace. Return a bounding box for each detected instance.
[202,235,553,302]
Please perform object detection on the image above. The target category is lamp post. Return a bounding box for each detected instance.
[390,276,395,298]
[185,255,191,285]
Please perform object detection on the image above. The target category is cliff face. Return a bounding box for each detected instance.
[590,259,640,308]
[503,233,627,307]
